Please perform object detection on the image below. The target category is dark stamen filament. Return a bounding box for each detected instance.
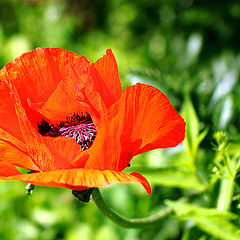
[38,113,96,151]
[59,123,96,150]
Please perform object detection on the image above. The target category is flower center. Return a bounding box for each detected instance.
[59,123,96,150]
[38,113,96,151]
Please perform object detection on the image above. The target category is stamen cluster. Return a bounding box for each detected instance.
[38,113,96,150]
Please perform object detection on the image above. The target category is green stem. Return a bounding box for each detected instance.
[91,188,172,228]
[217,178,234,211]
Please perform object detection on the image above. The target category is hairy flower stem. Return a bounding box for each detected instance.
[91,188,172,228]
[217,178,234,211]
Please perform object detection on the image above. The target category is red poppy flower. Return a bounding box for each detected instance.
[0,48,185,194]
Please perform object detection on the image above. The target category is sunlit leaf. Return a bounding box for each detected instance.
[195,217,240,240]
[182,94,199,147]
[166,201,240,240]
[182,94,201,167]
[166,201,237,219]
[228,137,240,155]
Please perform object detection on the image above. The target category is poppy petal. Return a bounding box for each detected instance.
[43,137,84,168]
[130,172,151,194]
[32,49,122,123]
[6,169,151,194]
[0,137,39,171]
[37,56,91,124]
[0,162,21,178]
[0,48,80,140]
[93,49,122,103]
[78,77,107,121]
[83,83,186,171]
[0,81,23,141]
[0,127,26,150]
[0,47,80,104]
[82,49,122,117]
[6,80,72,171]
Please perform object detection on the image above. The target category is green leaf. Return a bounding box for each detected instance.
[228,137,240,156]
[195,128,208,148]
[129,167,205,191]
[192,128,209,156]
[166,201,240,240]
[182,94,201,166]
[166,201,237,219]
[195,217,240,240]
[182,94,200,147]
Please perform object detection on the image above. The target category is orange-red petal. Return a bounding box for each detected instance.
[43,137,84,168]
[5,169,151,194]
[0,139,39,171]
[93,49,122,102]
[0,128,39,171]
[0,162,21,178]
[0,48,80,141]
[74,49,123,121]
[29,49,122,124]
[37,56,91,124]
[0,128,26,150]
[88,49,122,110]
[0,47,80,104]
[6,80,73,171]
[0,81,23,141]
[83,83,185,171]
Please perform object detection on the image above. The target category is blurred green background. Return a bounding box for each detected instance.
[1,0,240,239]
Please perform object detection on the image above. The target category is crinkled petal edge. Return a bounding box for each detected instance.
[2,168,151,194]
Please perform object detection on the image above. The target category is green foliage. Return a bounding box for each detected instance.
[166,201,240,240]
[0,0,240,239]
[182,94,208,171]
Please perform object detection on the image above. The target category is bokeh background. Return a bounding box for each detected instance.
[0,0,240,239]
